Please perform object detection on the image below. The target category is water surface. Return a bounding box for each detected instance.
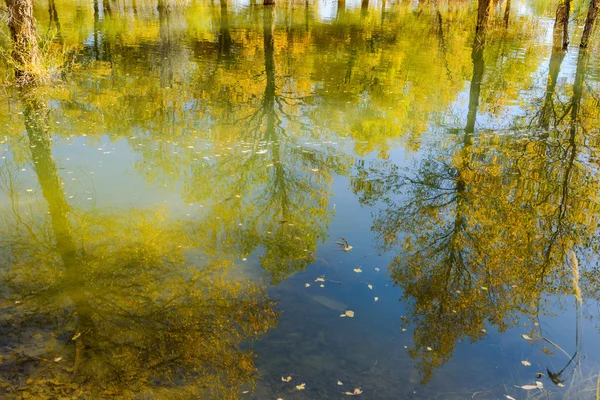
[0,0,599,398]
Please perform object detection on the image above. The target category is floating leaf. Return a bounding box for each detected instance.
[315,277,325,282]
[426,347,432,351]
[296,383,306,390]
[311,168,319,172]
[53,357,62,362]
[281,376,292,382]
[340,310,355,318]
[374,297,379,302]
[353,268,362,273]
[505,396,516,400]
[521,334,533,340]
[320,284,325,288]
[337,380,343,385]
[367,284,373,290]
[336,238,353,252]
[345,388,363,395]
[71,333,81,341]
[305,283,310,287]
[516,382,543,390]
[522,361,531,367]
[481,286,488,291]
[374,268,380,272]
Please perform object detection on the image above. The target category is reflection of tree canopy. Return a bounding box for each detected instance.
[0,88,277,398]
[352,44,600,383]
[181,7,348,283]
[0,0,554,285]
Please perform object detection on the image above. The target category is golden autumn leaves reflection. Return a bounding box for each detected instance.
[352,45,600,384]
[0,89,277,398]
[0,0,599,396]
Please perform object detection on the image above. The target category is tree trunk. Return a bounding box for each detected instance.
[337,0,346,18]
[263,4,276,125]
[158,0,173,88]
[466,13,488,134]
[218,0,233,63]
[580,0,599,48]
[503,0,511,28]
[475,0,492,46]
[553,0,571,51]
[538,49,565,130]
[465,44,485,134]
[48,0,62,43]
[5,0,41,83]
[570,51,588,121]
[21,88,77,267]
[361,0,369,19]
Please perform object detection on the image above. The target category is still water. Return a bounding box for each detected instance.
[1,0,600,398]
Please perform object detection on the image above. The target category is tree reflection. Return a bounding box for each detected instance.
[181,6,348,283]
[352,34,600,385]
[0,87,277,398]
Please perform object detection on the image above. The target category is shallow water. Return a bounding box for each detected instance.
[0,0,599,398]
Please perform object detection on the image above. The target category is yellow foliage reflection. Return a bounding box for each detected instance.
[0,88,277,398]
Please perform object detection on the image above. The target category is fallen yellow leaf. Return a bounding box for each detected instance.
[521,360,531,367]
[296,383,306,390]
[353,268,362,273]
[344,388,363,395]
[281,376,292,382]
[71,333,81,341]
